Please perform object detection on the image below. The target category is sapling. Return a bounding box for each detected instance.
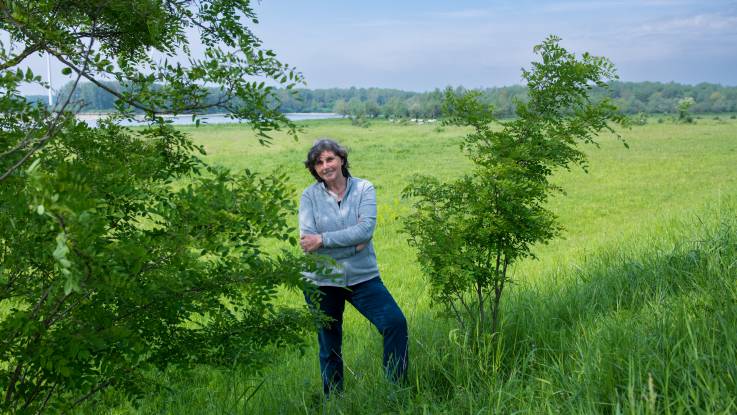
[677,97,695,123]
[403,36,627,335]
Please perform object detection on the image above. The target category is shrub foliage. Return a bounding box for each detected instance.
[1,0,315,412]
[403,36,627,335]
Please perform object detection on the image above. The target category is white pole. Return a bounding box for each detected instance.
[46,52,52,107]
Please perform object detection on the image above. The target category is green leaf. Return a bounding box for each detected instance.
[53,232,69,261]
[61,67,72,75]
[63,276,79,295]
[25,158,41,174]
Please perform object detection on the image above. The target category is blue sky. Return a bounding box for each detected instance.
[250,0,737,90]
[15,0,737,94]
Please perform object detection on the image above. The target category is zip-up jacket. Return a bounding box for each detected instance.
[299,177,379,286]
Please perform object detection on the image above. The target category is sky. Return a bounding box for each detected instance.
[13,0,737,94]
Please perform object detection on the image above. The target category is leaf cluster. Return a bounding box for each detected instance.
[0,119,317,412]
[1,0,302,142]
[1,1,316,412]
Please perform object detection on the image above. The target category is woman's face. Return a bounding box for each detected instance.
[315,150,344,184]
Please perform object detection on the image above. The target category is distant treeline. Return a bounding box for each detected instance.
[26,81,737,118]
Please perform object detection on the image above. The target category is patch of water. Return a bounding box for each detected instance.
[76,112,343,126]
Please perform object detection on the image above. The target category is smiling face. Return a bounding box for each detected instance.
[315,150,345,184]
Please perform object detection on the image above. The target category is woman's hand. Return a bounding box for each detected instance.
[300,234,323,253]
[301,234,367,254]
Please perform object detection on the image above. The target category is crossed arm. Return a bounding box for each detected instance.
[298,183,376,256]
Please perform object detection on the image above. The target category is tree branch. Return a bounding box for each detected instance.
[34,383,56,415]
[47,48,236,116]
[46,49,158,113]
[4,362,22,404]
[0,43,44,71]
[455,291,473,324]
[0,30,95,182]
[66,379,114,411]
[20,375,47,412]
[447,300,466,331]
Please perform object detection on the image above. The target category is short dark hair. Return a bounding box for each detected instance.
[304,138,351,182]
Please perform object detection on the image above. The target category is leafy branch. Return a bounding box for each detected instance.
[403,36,627,337]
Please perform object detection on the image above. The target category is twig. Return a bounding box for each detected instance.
[47,49,232,115]
[33,383,56,415]
[65,380,113,412]
[20,375,47,412]
[0,43,43,71]
[0,33,94,181]
[455,291,473,323]
[448,300,466,331]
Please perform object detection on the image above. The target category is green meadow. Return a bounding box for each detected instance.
[92,117,737,414]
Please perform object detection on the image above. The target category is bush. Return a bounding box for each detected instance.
[630,112,648,126]
[403,36,626,336]
[0,1,316,412]
[350,115,371,128]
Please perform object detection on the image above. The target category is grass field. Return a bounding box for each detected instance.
[87,117,737,414]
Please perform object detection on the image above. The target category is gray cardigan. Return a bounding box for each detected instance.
[299,177,379,286]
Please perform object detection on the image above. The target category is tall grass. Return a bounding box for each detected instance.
[80,118,737,414]
[214,201,734,415]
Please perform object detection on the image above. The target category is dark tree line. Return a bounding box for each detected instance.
[26,81,737,119]
[281,82,737,118]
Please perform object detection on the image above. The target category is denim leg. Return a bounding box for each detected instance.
[305,286,347,395]
[347,277,409,383]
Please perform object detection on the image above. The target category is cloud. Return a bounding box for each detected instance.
[426,8,495,19]
[348,19,414,28]
[634,13,737,36]
[539,0,704,13]
[540,1,629,13]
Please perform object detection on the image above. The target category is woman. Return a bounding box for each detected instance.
[299,138,408,395]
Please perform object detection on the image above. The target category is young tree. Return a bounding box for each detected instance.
[677,96,695,123]
[383,96,408,119]
[333,98,349,117]
[403,36,627,335]
[1,1,317,412]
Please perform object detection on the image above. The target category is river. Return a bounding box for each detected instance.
[76,112,343,126]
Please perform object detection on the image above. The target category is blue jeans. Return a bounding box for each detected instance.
[305,277,408,395]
